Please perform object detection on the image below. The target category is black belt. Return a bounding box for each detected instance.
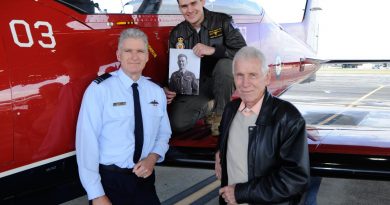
[99,164,133,175]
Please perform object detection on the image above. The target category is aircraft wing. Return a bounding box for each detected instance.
[308,125,390,180]
[324,59,390,64]
[283,64,390,180]
[301,58,390,66]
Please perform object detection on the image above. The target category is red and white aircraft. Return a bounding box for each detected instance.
[0,0,388,203]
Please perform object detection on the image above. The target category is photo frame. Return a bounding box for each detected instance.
[168,48,201,95]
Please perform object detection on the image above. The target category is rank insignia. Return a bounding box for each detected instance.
[176,37,185,49]
[149,100,159,106]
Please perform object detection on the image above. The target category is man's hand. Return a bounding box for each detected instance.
[163,87,176,104]
[215,151,222,180]
[133,153,159,178]
[92,195,111,205]
[219,184,237,205]
[193,43,215,57]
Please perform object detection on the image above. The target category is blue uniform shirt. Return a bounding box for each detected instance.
[76,69,172,200]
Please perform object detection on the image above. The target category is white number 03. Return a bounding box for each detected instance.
[9,20,56,48]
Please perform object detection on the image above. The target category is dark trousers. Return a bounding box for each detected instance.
[90,165,160,205]
[304,177,322,205]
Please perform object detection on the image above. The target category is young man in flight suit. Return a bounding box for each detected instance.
[164,0,247,135]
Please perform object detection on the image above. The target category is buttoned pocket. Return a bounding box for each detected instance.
[143,104,164,137]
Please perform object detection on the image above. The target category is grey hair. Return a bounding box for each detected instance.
[118,28,148,50]
[177,53,187,60]
[232,46,268,75]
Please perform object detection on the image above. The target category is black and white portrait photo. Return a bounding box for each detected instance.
[169,49,200,95]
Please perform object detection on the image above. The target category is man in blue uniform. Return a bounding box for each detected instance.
[76,28,171,205]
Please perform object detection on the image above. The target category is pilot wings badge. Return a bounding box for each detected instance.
[176,37,185,49]
[149,100,159,106]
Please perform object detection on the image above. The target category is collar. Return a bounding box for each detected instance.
[230,88,274,126]
[238,95,264,116]
[118,68,145,89]
[200,8,210,29]
[255,88,274,126]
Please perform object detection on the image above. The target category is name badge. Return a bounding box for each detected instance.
[113,102,126,106]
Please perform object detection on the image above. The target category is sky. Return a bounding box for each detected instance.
[259,0,390,60]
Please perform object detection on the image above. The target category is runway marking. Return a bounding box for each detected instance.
[318,85,386,125]
[174,180,220,205]
[191,187,220,205]
[161,175,219,205]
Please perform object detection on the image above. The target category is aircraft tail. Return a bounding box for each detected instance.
[281,0,321,53]
[302,0,321,52]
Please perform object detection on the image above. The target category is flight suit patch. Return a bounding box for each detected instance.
[176,37,185,49]
[208,28,223,39]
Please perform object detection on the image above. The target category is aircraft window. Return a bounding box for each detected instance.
[57,0,174,14]
[57,0,96,14]
[259,0,306,23]
[57,0,261,15]
[158,0,262,15]
[204,0,262,15]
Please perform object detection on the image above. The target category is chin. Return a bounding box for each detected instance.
[187,17,198,23]
[187,19,196,24]
[241,97,252,103]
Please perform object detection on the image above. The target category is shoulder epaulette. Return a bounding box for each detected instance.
[93,73,112,84]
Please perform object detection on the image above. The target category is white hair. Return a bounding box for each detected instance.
[232,46,268,74]
[118,28,148,50]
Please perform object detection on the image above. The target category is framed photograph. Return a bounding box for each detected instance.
[168,48,201,95]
